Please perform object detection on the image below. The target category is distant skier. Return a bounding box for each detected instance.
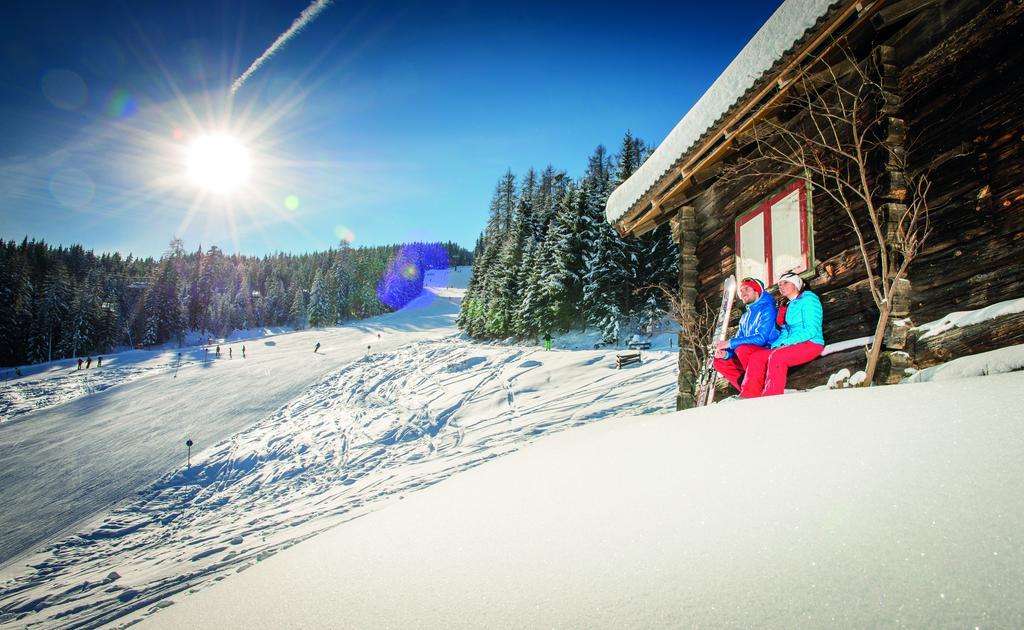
[216,345,221,358]
[77,358,83,370]
[314,342,320,353]
[86,356,92,369]
[242,345,246,358]
[229,347,233,359]
[97,356,103,367]
[544,333,552,351]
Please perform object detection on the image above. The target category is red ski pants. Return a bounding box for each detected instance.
[712,344,761,392]
[741,341,824,398]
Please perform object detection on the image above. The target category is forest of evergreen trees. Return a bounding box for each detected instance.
[0,238,472,367]
[458,132,679,342]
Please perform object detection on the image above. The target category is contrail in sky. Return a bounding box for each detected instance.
[231,0,333,94]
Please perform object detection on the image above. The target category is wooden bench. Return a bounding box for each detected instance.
[627,340,652,350]
[616,352,642,369]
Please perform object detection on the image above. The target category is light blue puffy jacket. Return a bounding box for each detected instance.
[771,290,825,348]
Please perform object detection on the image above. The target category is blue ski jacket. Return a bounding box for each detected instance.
[771,290,825,348]
[725,290,778,358]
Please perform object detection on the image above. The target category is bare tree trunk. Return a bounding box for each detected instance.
[865,302,892,384]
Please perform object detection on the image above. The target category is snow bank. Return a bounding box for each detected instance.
[820,335,872,357]
[904,344,1024,383]
[606,0,835,224]
[914,296,1024,340]
[142,371,1024,629]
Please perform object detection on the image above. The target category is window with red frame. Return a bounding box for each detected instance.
[735,178,813,286]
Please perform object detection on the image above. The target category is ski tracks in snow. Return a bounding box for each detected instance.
[0,364,171,422]
[0,338,675,628]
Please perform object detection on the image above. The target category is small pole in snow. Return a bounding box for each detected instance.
[186,438,193,468]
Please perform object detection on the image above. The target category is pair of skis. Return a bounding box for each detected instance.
[695,275,736,407]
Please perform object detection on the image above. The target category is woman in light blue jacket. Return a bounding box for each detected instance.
[740,271,825,398]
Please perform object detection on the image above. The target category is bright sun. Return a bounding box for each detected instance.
[185,133,251,194]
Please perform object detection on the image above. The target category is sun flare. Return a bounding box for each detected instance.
[185,133,251,194]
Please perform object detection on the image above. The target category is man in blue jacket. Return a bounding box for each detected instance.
[742,271,825,398]
[712,277,778,393]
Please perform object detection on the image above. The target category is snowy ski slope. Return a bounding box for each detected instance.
[0,270,469,569]
[0,268,678,627]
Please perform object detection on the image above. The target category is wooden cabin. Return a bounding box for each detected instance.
[605,0,1024,408]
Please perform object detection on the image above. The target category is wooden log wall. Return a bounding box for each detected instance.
[899,0,1024,325]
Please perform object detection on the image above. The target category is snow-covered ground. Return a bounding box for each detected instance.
[2,269,1022,628]
[0,269,471,567]
[139,369,1024,630]
[0,268,678,628]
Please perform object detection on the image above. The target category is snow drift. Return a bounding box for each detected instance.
[143,370,1024,629]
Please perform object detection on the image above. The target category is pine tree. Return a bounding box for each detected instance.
[289,287,307,328]
[332,243,353,322]
[581,146,627,342]
[143,250,185,346]
[0,254,33,365]
[61,280,91,358]
[546,182,588,330]
[307,269,331,327]
[28,262,71,362]
[526,237,558,338]
[615,132,678,317]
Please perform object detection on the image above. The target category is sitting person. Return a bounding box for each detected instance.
[741,271,824,398]
[712,277,777,392]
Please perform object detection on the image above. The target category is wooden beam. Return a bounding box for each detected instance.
[871,0,940,28]
[671,206,699,410]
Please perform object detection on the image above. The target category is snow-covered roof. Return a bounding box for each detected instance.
[606,0,840,226]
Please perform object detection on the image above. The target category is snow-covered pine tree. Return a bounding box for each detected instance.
[61,279,92,358]
[289,286,307,329]
[142,243,186,346]
[512,241,540,337]
[458,236,496,337]
[0,255,34,364]
[186,245,204,331]
[28,262,70,363]
[459,171,518,339]
[307,268,331,328]
[487,174,535,338]
[531,166,567,241]
[545,182,587,331]
[529,234,558,338]
[580,145,627,342]
[332,243,353,322]
[95,274,121,354]
[615,132,678,318]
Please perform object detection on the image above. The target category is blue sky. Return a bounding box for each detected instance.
[0,0,779,258]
